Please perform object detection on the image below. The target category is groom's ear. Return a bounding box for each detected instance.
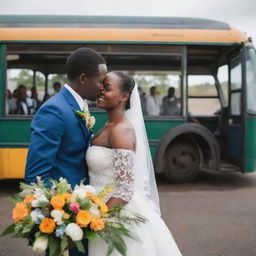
[79,73,87,84]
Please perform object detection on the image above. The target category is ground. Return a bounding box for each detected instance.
[0,170,256,256]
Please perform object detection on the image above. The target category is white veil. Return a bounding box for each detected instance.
[125,83,161,215]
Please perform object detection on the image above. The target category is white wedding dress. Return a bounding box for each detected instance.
[86,145,182,256]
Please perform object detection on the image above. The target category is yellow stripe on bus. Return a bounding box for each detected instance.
[0,148,27,179]
[0,27,247,43]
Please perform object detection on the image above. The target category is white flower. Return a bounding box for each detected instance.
[36,194,49,203]
[51,210,63,225]
[65,223,83,241]
[87,116,96,129]
[73,185,96,200]
[33,236,48,253]
[89,204,100,216]
[31,200,39,208]
[33,188,44,196]
[19,189,32,198]
[30,209,45,223]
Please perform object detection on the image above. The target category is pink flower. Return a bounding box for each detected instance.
[69,203,80,213]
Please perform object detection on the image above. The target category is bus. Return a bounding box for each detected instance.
[1,15,256,182]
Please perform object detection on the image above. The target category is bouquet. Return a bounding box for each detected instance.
[1,177,147,256]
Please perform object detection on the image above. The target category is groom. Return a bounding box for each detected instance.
[25,47,107,256]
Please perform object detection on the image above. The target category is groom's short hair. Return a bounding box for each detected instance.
[66,47,106,81]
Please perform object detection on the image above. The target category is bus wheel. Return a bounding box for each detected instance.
[164,141,200,182]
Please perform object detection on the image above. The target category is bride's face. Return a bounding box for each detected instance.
[96,72,128,110]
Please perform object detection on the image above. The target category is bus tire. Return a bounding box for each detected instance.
[163,141,200,183]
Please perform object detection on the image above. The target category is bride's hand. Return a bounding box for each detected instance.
[106,197,127,209]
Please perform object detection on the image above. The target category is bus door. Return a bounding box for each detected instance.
[227,48,246,167]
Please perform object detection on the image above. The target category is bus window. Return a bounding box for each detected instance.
[188,75,220,115]
[246,48,256,115]
[48,74,67,96]
[134,71,182,117]
[6,68,46,115]
[217,65,228,105]
[230,56,242,117]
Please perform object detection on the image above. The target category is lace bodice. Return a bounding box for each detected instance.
[86,146,135,203]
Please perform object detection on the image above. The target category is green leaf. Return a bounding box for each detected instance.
[48,235,59,256]
[0,223,15,237]
[60,236,69,252]
[22,223,35,234]
[107,243,114,256]
[84,230,97,240]
[80,198,90,210]
[113,226,134,239]
[38,201,49,207]
[13,232,25,238]
[35,231,43,238]
[75,241,85,253]
[111,233,127,256]
[15,194,23,202]
[4,196,20,204]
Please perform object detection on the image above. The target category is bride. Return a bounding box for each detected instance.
[86,71,182,256]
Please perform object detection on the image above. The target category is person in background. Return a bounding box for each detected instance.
[161,87,180,116]
[138,86,147,115]
[52,82,61,95]
[42,93,51,104]
[146,86,162,116]
[16,85,34,115]
[5,89,15,114]
[31,86,42,113]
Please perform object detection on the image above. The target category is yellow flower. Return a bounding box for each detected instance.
[12,202,30,222]
[62,211,71,219]
[76,210,92,227]
[39,218,56,234]
[23,194,35,203]
[92,197,108,214]
[85,192,94,198]
[50,195,65,210]
[87,116,96,129]
[90,216,105,231]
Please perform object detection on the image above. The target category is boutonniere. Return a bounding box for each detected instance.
[73,109,96,131]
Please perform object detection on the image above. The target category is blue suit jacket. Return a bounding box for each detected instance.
[25,87,91,188]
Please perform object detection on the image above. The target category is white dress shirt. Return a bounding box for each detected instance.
[64,84,86,111]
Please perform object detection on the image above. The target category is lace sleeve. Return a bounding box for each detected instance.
[112,149,135,203]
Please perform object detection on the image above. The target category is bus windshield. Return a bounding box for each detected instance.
[247,48,256,115]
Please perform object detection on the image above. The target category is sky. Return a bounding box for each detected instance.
[0,0,255,45]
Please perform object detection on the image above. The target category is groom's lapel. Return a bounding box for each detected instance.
[61,87,90,141]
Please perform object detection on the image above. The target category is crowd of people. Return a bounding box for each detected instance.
[5,82,61,115]
[139,86,181,116]
[6,82,180,117]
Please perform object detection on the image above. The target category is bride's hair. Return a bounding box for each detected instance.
[111,71,135,110]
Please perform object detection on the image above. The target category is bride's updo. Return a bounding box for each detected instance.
[112,71,135,110]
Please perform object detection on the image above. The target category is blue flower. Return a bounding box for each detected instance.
[55,225,66,238]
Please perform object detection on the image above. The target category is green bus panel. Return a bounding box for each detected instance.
[0,44,5,116]
[0,114,185,153]
[244,117,256,172]
[0,120,31,144]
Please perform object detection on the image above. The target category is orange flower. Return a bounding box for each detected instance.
[12,202,29,222]
[61,192,72,201]
[92,197,108,214]
[39,218,56,233]
[90,216,105,231]
[23,194,35,203]
[76,210,91,227]
[50,195,65,210]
